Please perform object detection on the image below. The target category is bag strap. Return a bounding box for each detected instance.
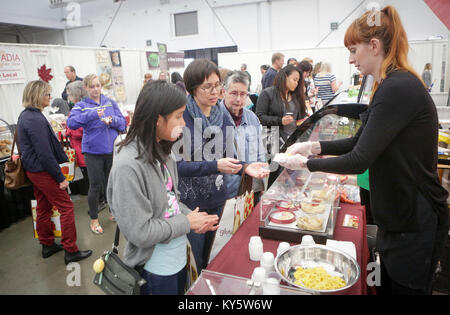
[112,225,120,254]
[9,128,22,160]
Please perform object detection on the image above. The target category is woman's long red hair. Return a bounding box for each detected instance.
[344,6,425,93]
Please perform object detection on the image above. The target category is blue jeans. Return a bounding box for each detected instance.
[187,205,224,272]
[140,267,187,295]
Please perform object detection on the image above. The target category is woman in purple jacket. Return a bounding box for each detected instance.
[67,74,126,234]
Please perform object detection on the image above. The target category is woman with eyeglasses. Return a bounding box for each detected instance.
[256,65,308,141]
[17,80,92,265]
[176,59,269,272]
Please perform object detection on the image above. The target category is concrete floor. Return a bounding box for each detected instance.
[1,194,448,295]
[0,195,125,295]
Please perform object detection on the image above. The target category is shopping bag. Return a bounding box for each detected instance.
[31,200,61,238]
[60,136,75,182]
[208,173,254,264]
[186,240,199,290]
[208,196,237,264]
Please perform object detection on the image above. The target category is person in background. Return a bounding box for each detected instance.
[256,65,307,141]
[177,59,269,272]
[422,63,432,91]
[218,68,232,100]
[108,81,219,295]
[171,72,187,95]
[143,73,153,86]
[240,64,252,91]
[260,64,269,76]
[297,60,317,101]
[261,52,285,89]
[159,71,169,82]
[17,80,92,265]
[314,61,342,104]
[287,58,298,66]
[65,81,90,194]
[219,71,267,203]
[280,5,449,295]
[302,57,313,65]
[49,98,70,116]
[256,65,270,94]
[61,66,83,103]
[312,62,321,79]
[67,74,126,235]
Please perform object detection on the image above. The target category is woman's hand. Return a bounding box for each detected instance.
[286,141,321,156]
[278,154,308,170]
[101,116,113,125]
[217,157,242,174]
[187,208,219,234]
[282,115,294,126]
[244,162,270,178]
[59,180,69,190]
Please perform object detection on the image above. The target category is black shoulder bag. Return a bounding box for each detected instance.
[93,226,146,295]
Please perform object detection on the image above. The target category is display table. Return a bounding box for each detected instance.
[207,201,371,295]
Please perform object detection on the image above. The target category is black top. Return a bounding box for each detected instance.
[261,67,277,90]
[307,70,448,232]
[256,86,305,141]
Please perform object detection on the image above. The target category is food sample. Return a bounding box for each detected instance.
[269,210,296,224]
[276,200,297,211]
[311,187,333,201]
[301,199,325,214]
[309,178,325,186]
[293,266,346,290]
[297,215,324,231]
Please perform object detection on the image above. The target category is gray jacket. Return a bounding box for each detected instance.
[107,140,192,268]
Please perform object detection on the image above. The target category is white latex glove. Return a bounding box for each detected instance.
[278,154,308,170]
[286,141,321,157]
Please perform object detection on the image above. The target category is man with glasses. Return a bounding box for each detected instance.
[219,71,266,200]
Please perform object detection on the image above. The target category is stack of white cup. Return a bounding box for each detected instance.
[301,235,315,246]
[260,252,275,272]
[276,242,290,257]
[263,278,281,295]
[248,236,263,261]
[251,267,266,284]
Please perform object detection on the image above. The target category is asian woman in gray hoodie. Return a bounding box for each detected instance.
[107,81,219,295]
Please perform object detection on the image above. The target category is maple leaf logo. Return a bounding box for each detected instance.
[38,65,53,82]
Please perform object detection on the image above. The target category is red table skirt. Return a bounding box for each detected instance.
[207,202,371,295]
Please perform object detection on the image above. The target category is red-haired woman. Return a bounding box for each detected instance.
[279,6,448,295]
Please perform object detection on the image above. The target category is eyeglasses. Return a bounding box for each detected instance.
[227,91,249,99]
[198,83,222,94]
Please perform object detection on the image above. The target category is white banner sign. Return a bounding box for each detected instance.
[0,47,26,84]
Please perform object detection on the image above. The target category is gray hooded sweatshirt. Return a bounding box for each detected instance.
[107,140,192,268]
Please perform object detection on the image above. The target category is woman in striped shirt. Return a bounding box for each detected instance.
[314,62,342,103]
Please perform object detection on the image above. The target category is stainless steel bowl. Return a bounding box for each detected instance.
[274,244,360,294]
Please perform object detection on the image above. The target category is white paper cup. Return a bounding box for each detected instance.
[251,267,266,283]
[263,278,281,295]
[249,242,263,261]
[301,235,315,246]
[260,252,275,272]
[277,242,290,256]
